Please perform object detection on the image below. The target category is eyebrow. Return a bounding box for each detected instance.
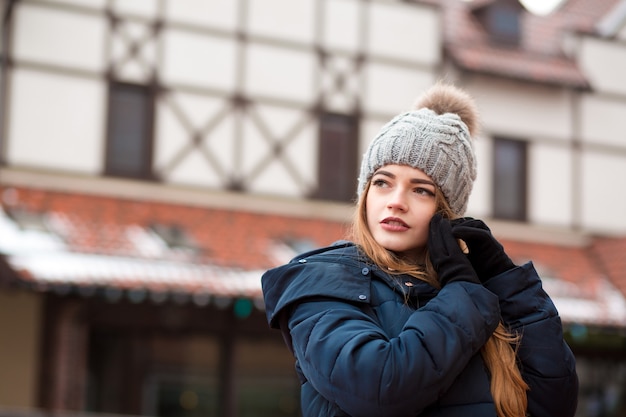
[373,170,436,187]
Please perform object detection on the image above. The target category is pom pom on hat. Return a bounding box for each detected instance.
[357,83,479,215]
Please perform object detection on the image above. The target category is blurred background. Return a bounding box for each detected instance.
[0,0,625,416]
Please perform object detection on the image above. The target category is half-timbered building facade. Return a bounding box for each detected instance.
[1,0,626,416]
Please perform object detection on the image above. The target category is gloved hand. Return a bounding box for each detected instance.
[428,214,480,287]
[450,217,516,282]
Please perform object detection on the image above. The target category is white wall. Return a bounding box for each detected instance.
[465,134,492,219]
[6,0,440,201]
[367,1,440,65]
[464,77,578,227]
[579,37,626,96]
[244,43,317,104]
[155,92,234,188]
[466,78,572,141]
[9,3,107,173]
[156,0,439,198]
[7,69,105,174]
[161,29,239,91]
[165,0,239,30]
[322,0,362,53]
[581,151,626,234]
[242,105,318,196]
[528,143,574,227]
[5,0,626,236]
[580,94,626,148]
[247,0,316,44]
[13,3,106,72]
[464,72,626,233]
[363,63,437,116]
[575,34,626,233]
[362,1,440,116]
[38,0,106,8]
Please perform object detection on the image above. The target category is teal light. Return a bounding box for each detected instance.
[234,298,253,319]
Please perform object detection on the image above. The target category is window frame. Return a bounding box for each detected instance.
[475,0,522,46]
[492,136,528,221]
[104,81,156,180]
[313,112,359,203]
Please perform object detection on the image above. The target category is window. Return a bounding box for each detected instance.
[314,113,359,202]
[149,223,197,251]
[150,374,219,417]
[0,1,12,167]
[88,324,299,417]
[148,223,203,260]
[574,356,626,417]
[105,82,155,179]
[493,137,527,221]
[235,340,300,417]
[475,0,522,46]
[5,207,49,232]
[89,331,222,416]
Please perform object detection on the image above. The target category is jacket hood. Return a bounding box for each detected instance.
[261,241,371,329]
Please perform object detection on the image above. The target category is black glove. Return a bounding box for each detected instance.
[450,218,516,282]
[428,214,480,287]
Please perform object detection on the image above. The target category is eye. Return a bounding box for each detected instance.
[414,186,435,197]
[372,178,390,188]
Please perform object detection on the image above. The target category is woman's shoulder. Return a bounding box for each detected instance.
[262,240,367,295]
[261,241,371,328]
[266,240,365,274]
[290,240,359,262]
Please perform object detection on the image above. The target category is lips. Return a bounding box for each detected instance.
[380,217,409,231]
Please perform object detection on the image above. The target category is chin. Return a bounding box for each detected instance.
[384,244,425,262]
[381,243,413,255]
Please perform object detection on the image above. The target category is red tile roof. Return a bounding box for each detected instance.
[425,0,622,86]
[591,236,626,297]
[447,44,587,87]
[0,186,349,303]
[501,237,626,327]
[1,187,349,271]
[1,186,625,326]
[501,239,602,287]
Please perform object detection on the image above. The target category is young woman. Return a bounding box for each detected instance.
[262,83,578,417]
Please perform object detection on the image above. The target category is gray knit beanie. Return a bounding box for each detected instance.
[357,84,478,215]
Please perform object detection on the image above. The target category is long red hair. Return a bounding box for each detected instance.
[349,183,528,417]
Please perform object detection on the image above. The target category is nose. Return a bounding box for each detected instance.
[387,189,408,212]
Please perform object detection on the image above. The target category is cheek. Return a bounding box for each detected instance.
[413,204,437,235]
[425,203,438,219]
[415,223,430,244]
[365,202,377,231]
[365,193,376,222]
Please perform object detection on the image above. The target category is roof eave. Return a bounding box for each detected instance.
[445,47,591,90]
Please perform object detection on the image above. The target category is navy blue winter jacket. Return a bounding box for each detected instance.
[262,242,578,417]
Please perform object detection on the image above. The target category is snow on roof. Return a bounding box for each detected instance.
[543,276,626,327]
[1,195,626,327]
[0,207,264,305]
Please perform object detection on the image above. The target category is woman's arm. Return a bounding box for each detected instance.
[285,281,500,417]
[451,219,579,417]
[485,263,579,417]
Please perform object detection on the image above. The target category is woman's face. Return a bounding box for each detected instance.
[366,164,438,262]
